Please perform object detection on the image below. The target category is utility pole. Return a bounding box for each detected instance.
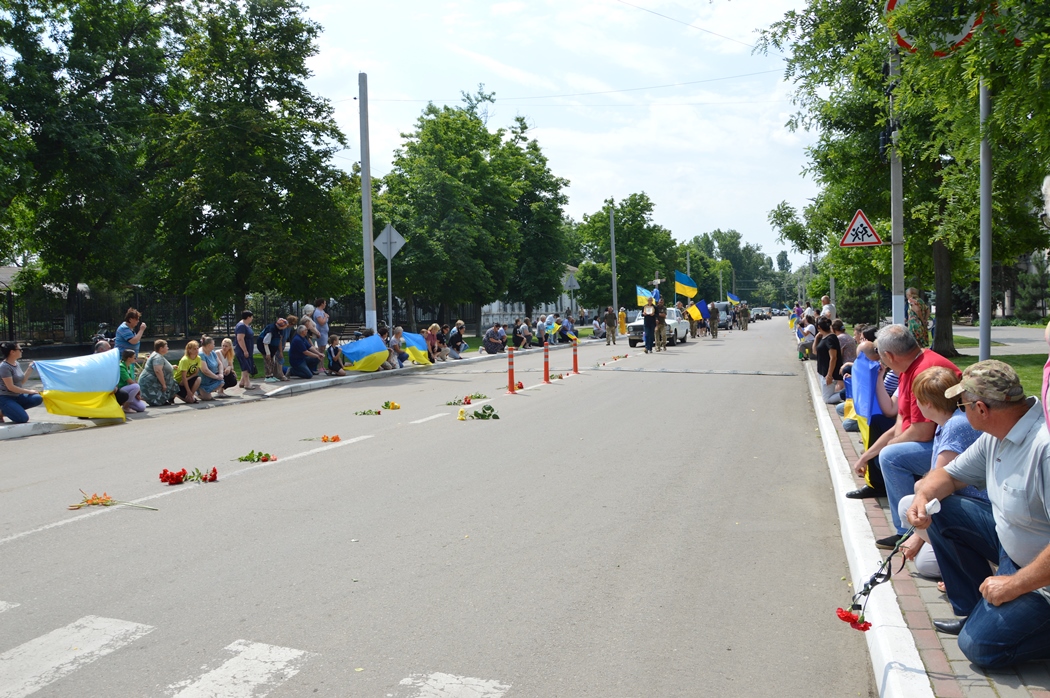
[686,249,690,277]
[609,204,618,312]
[889,47,906,325]
[979,79,992,360]
[359,73,378,331]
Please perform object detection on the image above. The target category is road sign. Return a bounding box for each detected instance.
[374,224,405,259]
[840,210,883,247]
[564,273,580,291]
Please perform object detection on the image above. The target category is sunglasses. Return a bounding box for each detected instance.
[958,400,980,413]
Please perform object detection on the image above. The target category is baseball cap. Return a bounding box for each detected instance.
[944,360,1025,403]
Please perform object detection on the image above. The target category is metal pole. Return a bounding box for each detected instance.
[387,240,394,330]
[359,73,378,332]
[609,205,618,312]
[686,249,690,277]
[890,48,906,325]
[979,78,992,360]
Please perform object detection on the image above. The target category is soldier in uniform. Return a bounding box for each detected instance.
[708,302,719,339]
[740,303,750,331]
[655,300,668,351]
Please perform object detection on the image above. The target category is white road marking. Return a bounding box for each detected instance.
[0,602,18,614]
[168,640,309,698]
[410,413,448,424]
[396,673,511,698]
[0,435,375,548]
[0,615,154,698]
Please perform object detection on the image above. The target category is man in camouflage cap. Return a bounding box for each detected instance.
[907,360,1050,668]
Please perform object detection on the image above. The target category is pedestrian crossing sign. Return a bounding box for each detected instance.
[839,209,883,247]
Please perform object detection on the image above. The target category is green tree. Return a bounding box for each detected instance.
[504,117,569,318]
[776,250,792,273]
[378,100,522,323]
[0,0,177,337]
[145,0,349,307]
[574,193,675,310]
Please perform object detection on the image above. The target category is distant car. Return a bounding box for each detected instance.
[752,307,771,320]
[627,307,689,347]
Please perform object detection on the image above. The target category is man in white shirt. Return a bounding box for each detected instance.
[820,295,836,321]
[908,361,1050,668]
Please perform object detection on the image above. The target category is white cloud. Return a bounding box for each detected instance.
[445,45,560,91]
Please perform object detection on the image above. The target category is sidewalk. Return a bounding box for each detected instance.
[0,339,588,440]
[952,323,1047,356]
[809,359,1050,698]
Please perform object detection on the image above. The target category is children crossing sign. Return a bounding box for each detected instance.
[839,209,883,247]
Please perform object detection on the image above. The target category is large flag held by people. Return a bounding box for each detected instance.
[695,299,710,320]
[850,352,883,450]
[685,304,702,321]
[341,335,389,372]
[636,285,653,307]
[34,350,124,419]
[727,292,741,305]
[401,332,432,365]
[674,271,698,298]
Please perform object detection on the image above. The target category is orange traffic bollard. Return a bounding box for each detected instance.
[572,339,580,374]
[507,347,516,394]
[543,342,552,384]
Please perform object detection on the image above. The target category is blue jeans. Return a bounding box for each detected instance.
[880,440,933,533]
[289,356,319,379]
[0,393,44,423]
[927,495,1050,669]
[643,327,654,351]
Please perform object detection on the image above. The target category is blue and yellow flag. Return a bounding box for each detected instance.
[685,304,702,321]
[401,332,433,365]
[35,350,124,419]
[636,285,653,307]
[727,292,741,305]
[341,335,389,372]
[851,353,883,451]
[696,299,710,320]
[674,271,698,298]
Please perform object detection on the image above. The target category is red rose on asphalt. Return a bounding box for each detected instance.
[836,608,858,624]
[850,620,872,631]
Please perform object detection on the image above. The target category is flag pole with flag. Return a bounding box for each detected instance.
[674,271,698,299]
[636,285,653,307]
[727,292,741,305]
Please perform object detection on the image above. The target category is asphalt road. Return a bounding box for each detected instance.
[0,319,874,697]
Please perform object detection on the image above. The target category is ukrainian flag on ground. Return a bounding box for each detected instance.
[34,350,124,419]
[674,271,698,298]
[636,285,653,307]
[727,292,741,305]
[401,332,432,365]
[341,335,389,372]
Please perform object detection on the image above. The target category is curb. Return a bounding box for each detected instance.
[805,362,934,698]
[0,421,90,441]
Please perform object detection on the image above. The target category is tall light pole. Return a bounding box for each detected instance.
[359,73,378,331]
[889,47,906,325]
[979,79,992,360]
[609,204,618,312]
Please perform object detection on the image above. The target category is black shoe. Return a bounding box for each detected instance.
[846,486,881,500]
[933,618,966,635]
[875,534,903,550]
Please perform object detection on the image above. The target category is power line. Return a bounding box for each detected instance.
[613,0,782,55]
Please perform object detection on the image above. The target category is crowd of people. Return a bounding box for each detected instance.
[800,287,1050,671]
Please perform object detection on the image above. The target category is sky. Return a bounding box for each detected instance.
[300,0,817,270]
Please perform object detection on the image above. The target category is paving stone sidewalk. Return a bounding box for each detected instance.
[824,397,1050,698]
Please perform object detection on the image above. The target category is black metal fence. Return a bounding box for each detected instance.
[2,287,482,345]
